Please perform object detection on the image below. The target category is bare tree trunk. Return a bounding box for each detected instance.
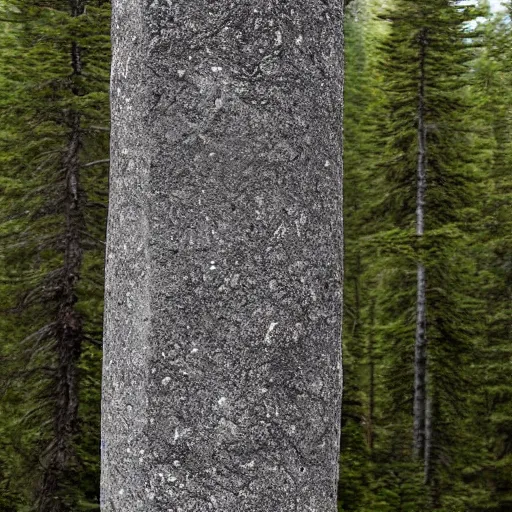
[368,298,376,454]
[101,1,345,510]
[37,1,85,510]
[38,115,85,512]
[413,28,428,462]
[424,383,433,485]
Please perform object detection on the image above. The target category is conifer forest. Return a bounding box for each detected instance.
[1,0,511,511]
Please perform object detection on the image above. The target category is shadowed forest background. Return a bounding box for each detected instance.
[0,0,511,511]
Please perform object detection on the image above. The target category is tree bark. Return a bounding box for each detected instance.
[38,114,84,512]
[102,1,344,510]
[424,385,433,485]
[368,298,376,454]
[413,27,428,462]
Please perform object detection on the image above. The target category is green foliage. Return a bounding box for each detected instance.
[0,0,511,509]
[339,0,512,511]
[0,0,110,508]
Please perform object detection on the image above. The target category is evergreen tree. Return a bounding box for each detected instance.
[365,0,482,508]
[0,0,110,509]
[338,3,375,509]
[470,5,512,509]
[339,2,512,511]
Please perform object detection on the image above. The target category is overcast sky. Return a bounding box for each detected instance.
[490,0,505,11]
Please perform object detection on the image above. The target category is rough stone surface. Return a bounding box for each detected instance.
[101,1,344,510]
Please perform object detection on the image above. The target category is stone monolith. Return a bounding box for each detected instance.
[102,1,344,510]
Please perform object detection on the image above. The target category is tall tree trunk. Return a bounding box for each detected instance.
[37,1,85,509]
[101,1,344,510]
[352,252,363,354]
[424,385,433,485]
[413,27,428,462]
[368,298,376,454]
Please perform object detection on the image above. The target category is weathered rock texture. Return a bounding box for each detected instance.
[102,1,344,510]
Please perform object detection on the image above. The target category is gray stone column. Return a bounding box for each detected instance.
[102,1,344,510]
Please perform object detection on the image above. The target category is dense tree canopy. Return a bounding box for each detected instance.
[0,0,511,510]
[340,1,512,511]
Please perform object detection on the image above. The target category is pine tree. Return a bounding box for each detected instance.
[371,0,482,507]
[340,1,512,510]
[338,4,374,509]
[0,0,110,509]
[470,5,512,509]
[338,1,388,509]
